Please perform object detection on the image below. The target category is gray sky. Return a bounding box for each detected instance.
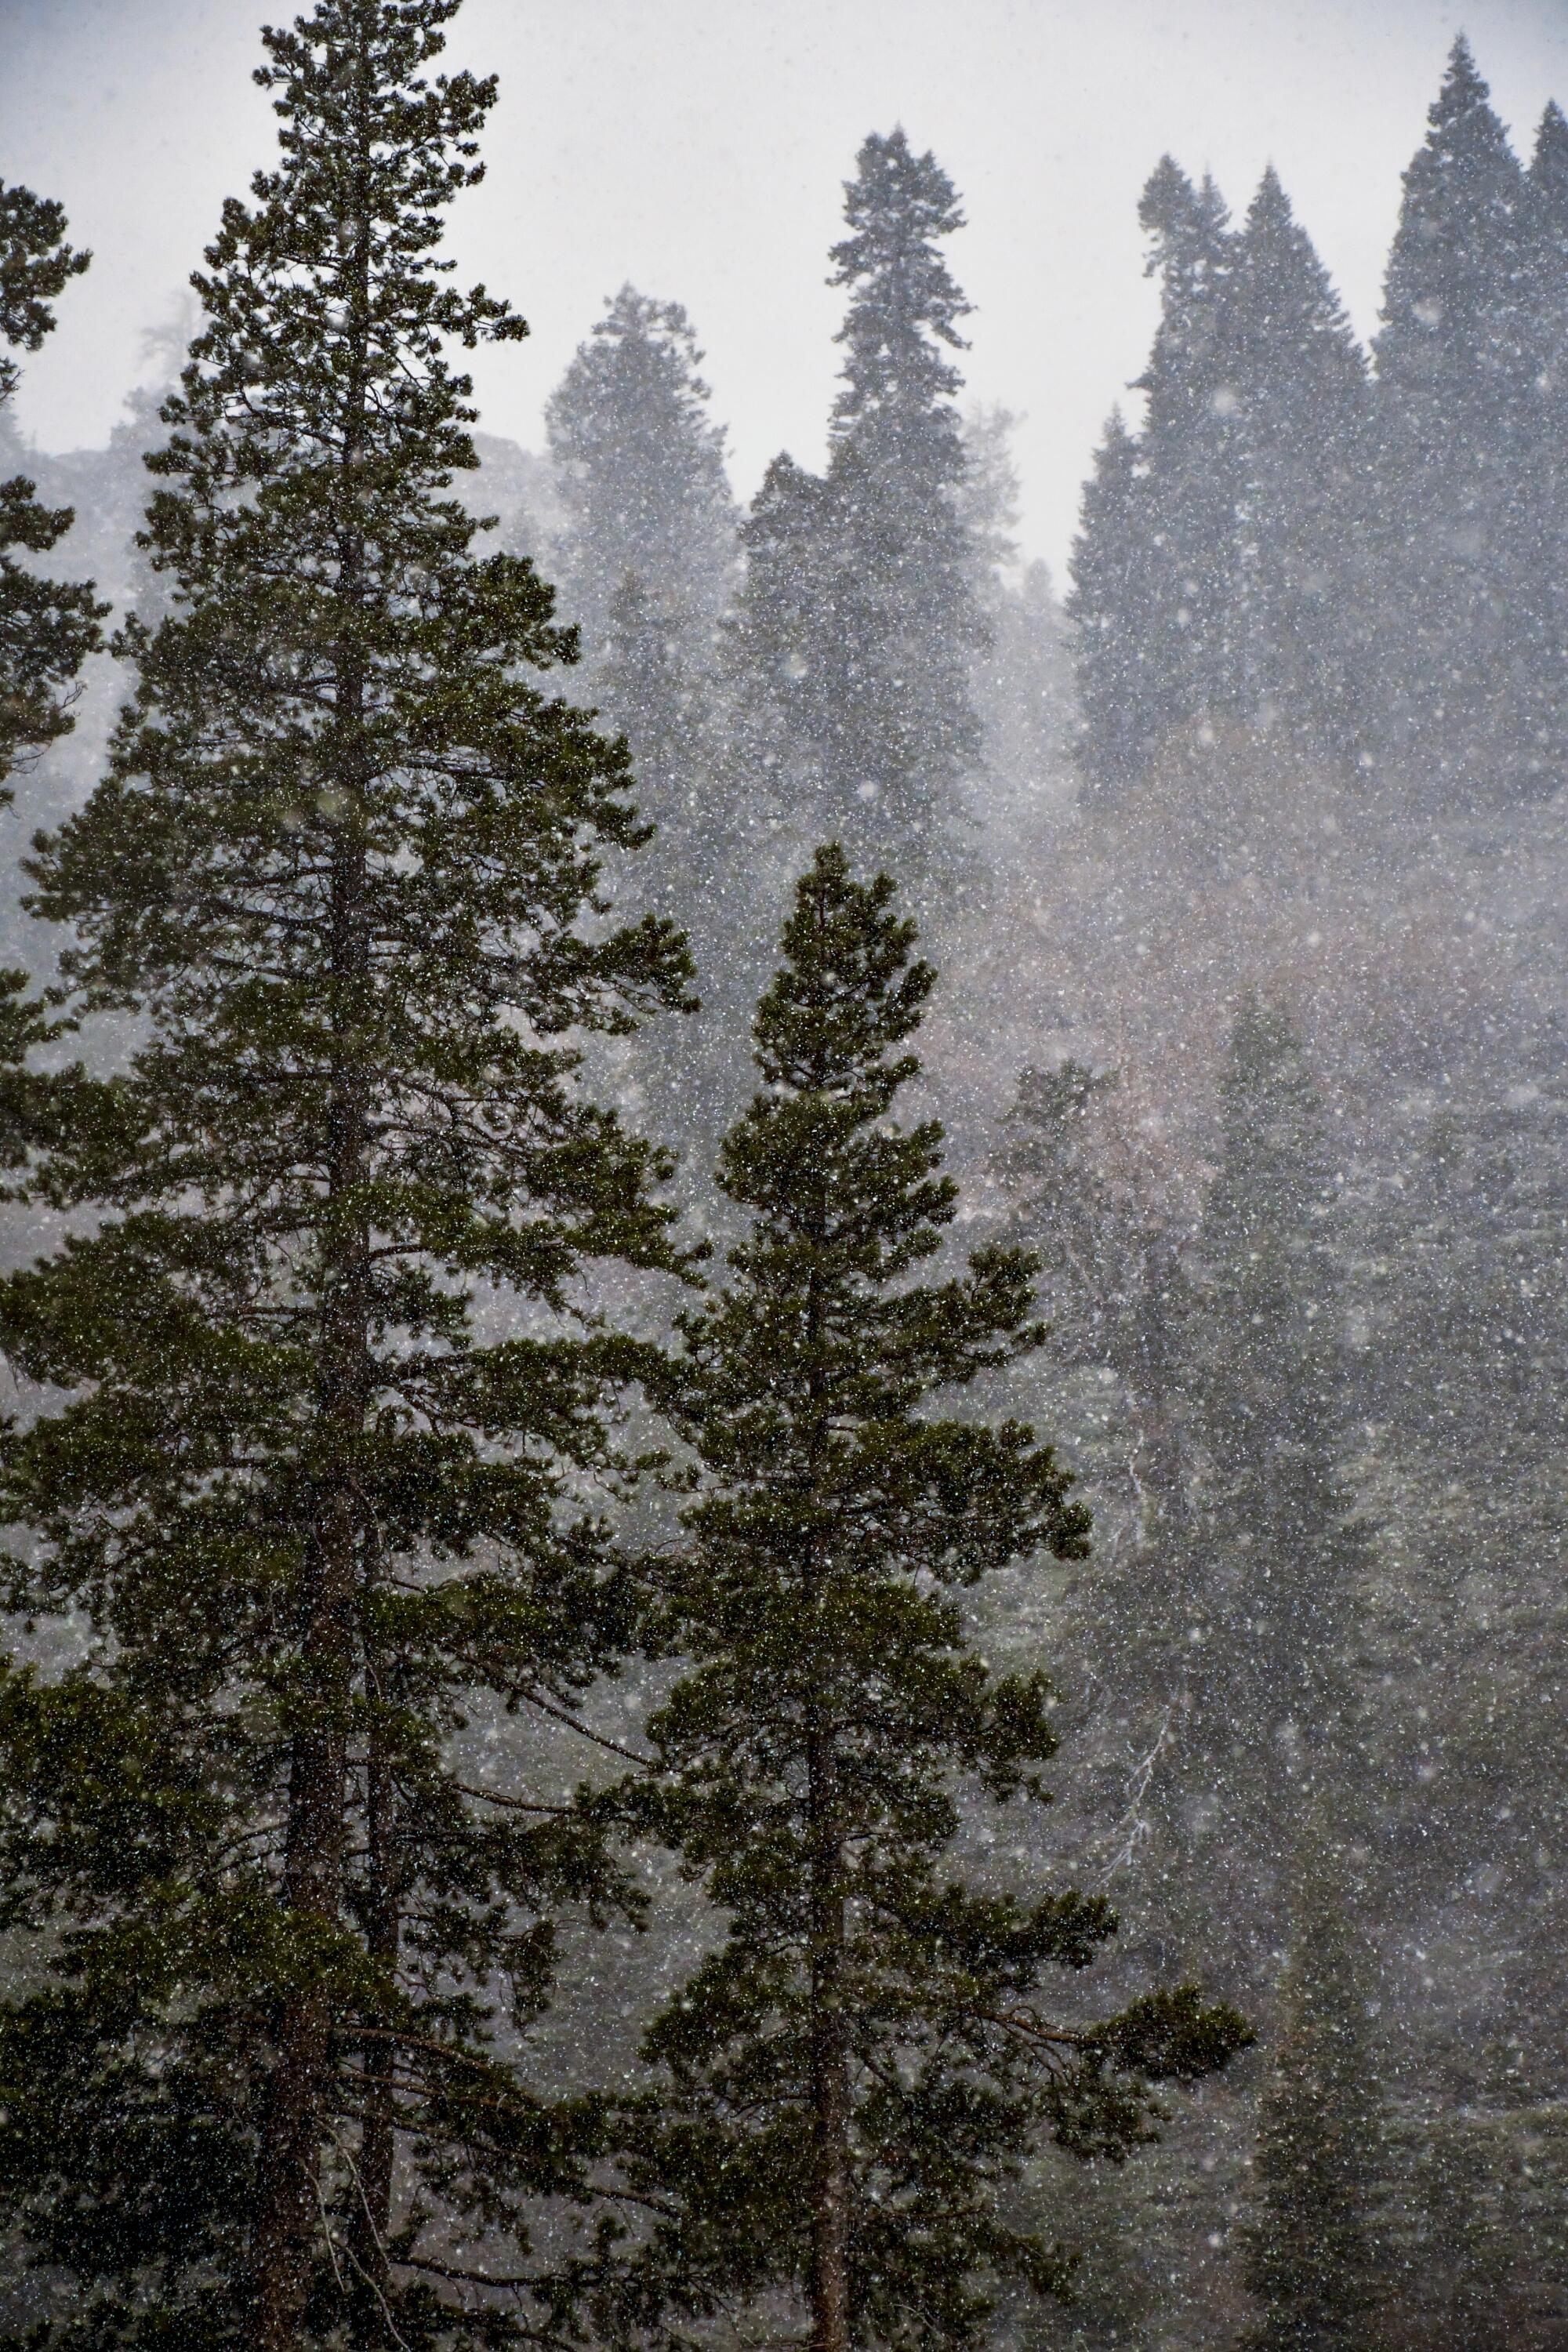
[5,0,1568,572]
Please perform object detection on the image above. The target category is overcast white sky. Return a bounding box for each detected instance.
[5,0,1568,572]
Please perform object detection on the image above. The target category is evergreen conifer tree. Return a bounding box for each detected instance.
[1065,409,1153,797]
[544,285,736,667]
[1131,159,1240,753]
[1241,1872,1391,2352]
[823,132,985,866]
[1224,167,1370,762]
[731,134,986,885]
[1520,99,1568,800]
[1176,1000,1371,1969]
[544,289,750,1163]
[0,180,103,789]
[1371,37,1541,800]
[1070,159,1372,793]
[0,5,690,2343]
[568,848,1250,2352]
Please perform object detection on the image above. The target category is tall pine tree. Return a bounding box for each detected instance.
[0,180,103,791]
[1224,166,1370,764]
[1065,409,1152,799]
[544,285,736,667]
[1070,158,1371,793]
[568,848,1250,2352]
[544,289,743,1159]
[1241,1867,1392,2352]
[1370,36,1541,801]
[1131,159,1239,760]
[0,5,689,2344]
[731,132,986,884]
[1175,1000,1372,1978]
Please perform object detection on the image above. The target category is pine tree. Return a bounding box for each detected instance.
[956,407,1072,829]
[1177,1000,1371,1965]
[1371,37,1540,801]
[567,848,1251,2352]
[731,133,987,885]
[1071,158,1374,794]
[1241,1871,1391,2352]
[597,569,747,1153]
[824,132,985,865]
[1519,100,1568,801]
[1066,408,1153,797]
[1224,167,1370,763]
[545,285,736,668]
[0,5,690,2344]
[0,180,103,789]
[1131,159,1240,753]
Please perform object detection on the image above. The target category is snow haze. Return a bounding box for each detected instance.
[3,0,1567,568]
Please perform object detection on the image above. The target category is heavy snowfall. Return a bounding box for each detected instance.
[0,2,1562,2346]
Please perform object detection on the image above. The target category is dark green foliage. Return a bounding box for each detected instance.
[1241,1880,1392,2351]
[731,133,986,882]
[0,180,104,789]
[0,2,690,2343]
[564,849,1250,2352]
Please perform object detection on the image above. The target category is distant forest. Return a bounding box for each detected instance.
[0,6,1563,2348]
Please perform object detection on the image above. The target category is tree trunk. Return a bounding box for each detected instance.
[807,1727,852,2352]
[251,840,372,2343]
[249,93,376,2343]
[350,1708,400,2345]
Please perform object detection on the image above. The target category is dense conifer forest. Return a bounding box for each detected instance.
[0,3,1563,2345]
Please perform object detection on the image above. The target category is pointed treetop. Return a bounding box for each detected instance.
[1249,160,1291,223]
[829,126,968,332]
[827,126,971,440]
[1417,27,1515,164]
[1138,154,1230,258]
[1233,164,1363,388]
[745,841,934,1105]
[1375,31,1526,375]
[1530,96,1568,215]
[1438,30,1487,111]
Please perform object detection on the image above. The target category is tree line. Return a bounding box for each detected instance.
[1069,37,1568,808]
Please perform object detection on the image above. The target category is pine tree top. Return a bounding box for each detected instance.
[1432,31,1493,133]
[1138,155,1230,263]
[546,283,729,492]
[829,126,970,437]
[1232,166,1366,396]
[1529,96,1568,216]
[1376,33,1527,376]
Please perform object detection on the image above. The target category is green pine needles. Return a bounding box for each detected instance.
[0,2,690,2345]
[567,847,1250,2352]
[0,179,104,789]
